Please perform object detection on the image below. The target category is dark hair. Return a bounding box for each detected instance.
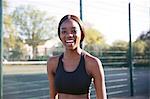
[58,14,85,43]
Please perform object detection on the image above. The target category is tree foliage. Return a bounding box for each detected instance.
[3,0,25,60]
[3,0,8,10]
[85,28,105,45]
[137,30,150,51]
[11,5,57,58]
[133,40,147,55]
[3,14,18,50]
[3,0,15,48]
[110,40,128,51]
[138,30,150,40]
[83,27,110,57]
[84,27,108,51]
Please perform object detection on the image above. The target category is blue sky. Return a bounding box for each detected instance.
[7,0,150,44]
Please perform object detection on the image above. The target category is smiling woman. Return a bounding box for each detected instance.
[47,14,107,99]
[58,15,83,50]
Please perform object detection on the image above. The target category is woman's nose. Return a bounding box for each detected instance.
[66,32,73,37]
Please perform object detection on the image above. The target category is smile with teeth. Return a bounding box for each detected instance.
[66,39,75,45]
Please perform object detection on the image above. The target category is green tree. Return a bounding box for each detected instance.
[3,0,8,10]
[3,0,25,60]
[137,31,150,51]
[85,28,105,45]
[110,40,128,51]
[11,5,57,59]
[83,27,108,56]
[138,31,150,40]
[3,0,15,49]
[3,15,16,49]
[133,40,147,55]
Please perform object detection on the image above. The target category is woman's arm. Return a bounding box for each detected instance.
[86,55,107,99]
[93,58,107,99]
[47,57,58,99]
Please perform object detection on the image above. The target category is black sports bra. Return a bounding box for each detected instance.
[54,53,92,95]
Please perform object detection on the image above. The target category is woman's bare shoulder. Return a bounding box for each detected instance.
[82,50,101,64]
[47,55,61,74]
[47,55,59,65]
[82,50,103,75]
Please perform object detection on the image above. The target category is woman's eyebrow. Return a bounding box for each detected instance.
[61,27,77,30]
[71,27,77,29]
[60,27,66,30]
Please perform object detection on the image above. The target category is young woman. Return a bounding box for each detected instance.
[47,14,107,99]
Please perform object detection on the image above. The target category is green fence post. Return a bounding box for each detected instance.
[80,0,83,21]
[128,2,134,96]
[80,0,83,48]
[0,0,3,98]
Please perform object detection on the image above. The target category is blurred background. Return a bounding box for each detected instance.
[2,0,150,99]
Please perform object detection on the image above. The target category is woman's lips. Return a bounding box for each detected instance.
[65,39,75,46]
[66,40,74,43]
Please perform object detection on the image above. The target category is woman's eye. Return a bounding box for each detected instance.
[62,31,67,34]
[72,30,77,34]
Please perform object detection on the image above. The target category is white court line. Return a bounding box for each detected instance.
[104,67,128,71]
[107,90,129,95]
[4,80,48,87]
[103,62,127,66]
[106,73,128,77]
[106,78,128,83]
[4,87,49,95]
[27,95,49,99]
[107,84,128,89]
[3,61,47,65]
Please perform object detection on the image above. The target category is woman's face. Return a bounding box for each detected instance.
[60,19,81,50]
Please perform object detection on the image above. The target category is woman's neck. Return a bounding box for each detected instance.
[64,47,82,58]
